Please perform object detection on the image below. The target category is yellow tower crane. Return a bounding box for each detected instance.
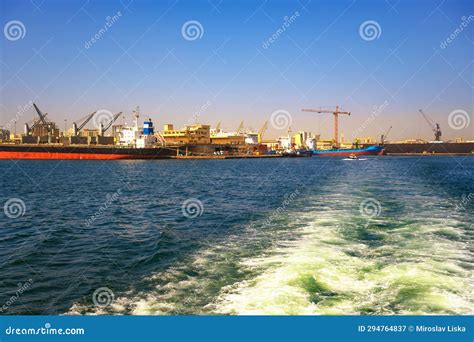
[302,106,351,147]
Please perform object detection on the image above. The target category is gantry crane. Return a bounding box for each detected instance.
[100,112,122,136]
[72,111,97,136]
[258,120,268,143]
[418,109,441,141]
[381,126,392,144]
[302,106,351,146]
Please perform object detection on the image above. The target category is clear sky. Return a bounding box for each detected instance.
[0,0,472,141]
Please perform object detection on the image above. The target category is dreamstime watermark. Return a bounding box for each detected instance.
[0,279,33,313]
[85,189,122,226]
[4,20,26,41]
[359,20,382,41]
[92,287,114,306]
[91,109,114,130]
[181,198,204,218]
[359,198,382,219]
[185,100,212,126]
[195,100,212,118]
[84,11,122,49]
[4,323,85,336]
[262,11,300,49]
[351,101,389,139]
[442,193,473,225]
[4,101,34,132]
[263,189,300,226]
[440,15,474,49]
[3,198,26,218]
[181,20,204,41]
[448,109,470,130]
[270,109,292,130]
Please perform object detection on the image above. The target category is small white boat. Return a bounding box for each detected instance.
[343,153,369,161]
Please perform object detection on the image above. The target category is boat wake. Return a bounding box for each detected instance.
[68,190,473,316]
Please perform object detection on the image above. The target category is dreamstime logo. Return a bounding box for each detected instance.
[448,109,470,130]
[181,198,204,218]
[270,110,292,130]
[442,193,473,225]
[262,11,300,49]
[5,100,34,132]
[359,20,382,41]
[440,15,474,49]
[3,198,26,218]
[181,20,204,41]
[92,109,114,130]
[0,279,33,313]
[85,189,122,227]
[92,287,114,306]
[351,100,389,139]
[4,20,26,41]
[359,198,381,219]
[263,189,300,226]
[186,100,212,126]
[84,11,122,49]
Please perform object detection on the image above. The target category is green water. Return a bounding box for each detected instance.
[1,157,472,315]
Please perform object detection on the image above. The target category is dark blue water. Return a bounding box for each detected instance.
[0,157,472,315]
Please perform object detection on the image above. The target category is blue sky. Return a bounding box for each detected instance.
[0,0,472,140]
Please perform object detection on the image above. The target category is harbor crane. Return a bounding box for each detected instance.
[258,120,268,143]
[100,112,122,136]
[72,111,97,136]
[215,122,221,132]
[236,121,244,134]
[302,106,351,146]
[25,103,53,135]
[418,109,442,141]
[25,113,48,134]
[381,126,392,144]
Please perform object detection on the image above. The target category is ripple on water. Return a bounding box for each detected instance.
[209,208,473,315]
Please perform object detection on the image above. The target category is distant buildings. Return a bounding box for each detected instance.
[161,124,211,144]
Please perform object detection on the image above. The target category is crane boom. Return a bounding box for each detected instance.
[418,109,435,129]
[29,103,53,134]
[302,105,350,146]
[29,113,48,131]
[33,103,49,125]
[236,121,244,134]
[77,111,97,131]
[100,112,122,135]
[73,111,97,135]
[418,109,441,141]
[258,120,268,143]
[381,126,392,144]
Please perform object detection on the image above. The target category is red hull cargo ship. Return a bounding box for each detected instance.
[0,145,176,160]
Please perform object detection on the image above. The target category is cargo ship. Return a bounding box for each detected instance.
[309,145,384,156]
[381,142,474,155]
[0,144,177,160]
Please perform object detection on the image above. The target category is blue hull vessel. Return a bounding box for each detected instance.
[309,145,384,156]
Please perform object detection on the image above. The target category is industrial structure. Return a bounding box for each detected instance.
[418,109,442,141]
[0,103,473,159]
[302,106,351,147]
